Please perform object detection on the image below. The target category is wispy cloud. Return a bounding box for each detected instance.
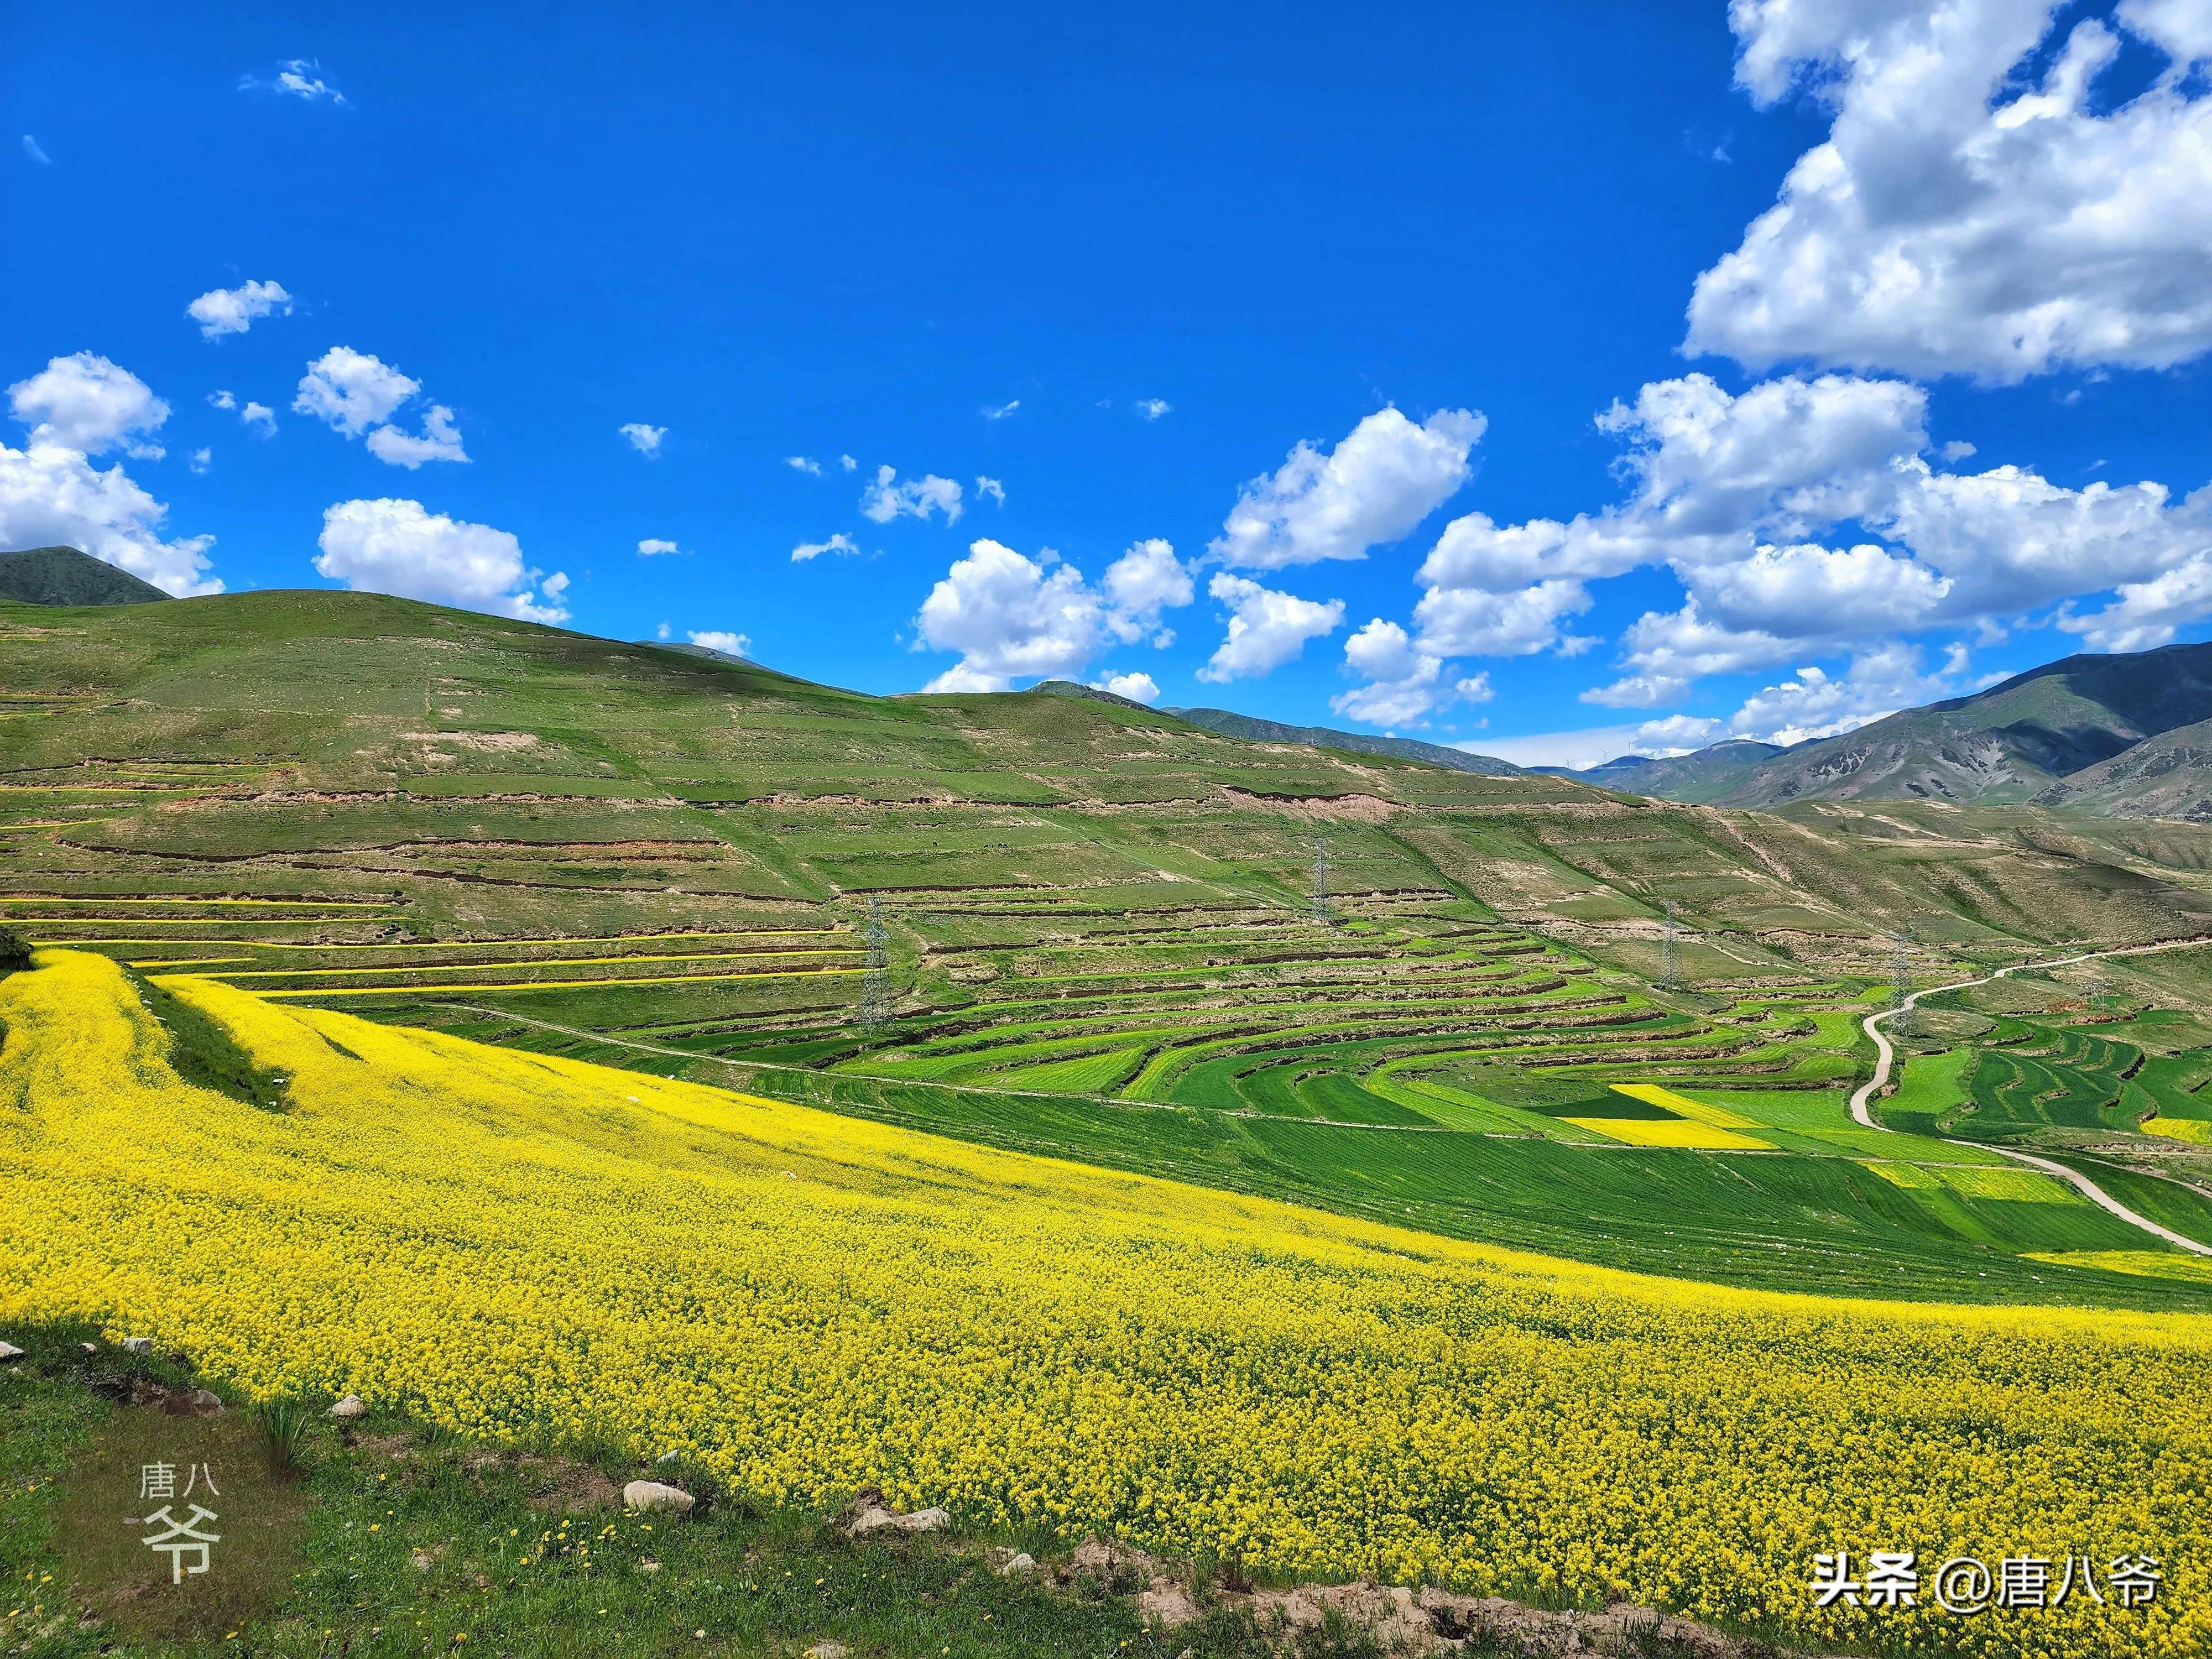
[1134,398,1171,420]
[982,399,1020,420]
[21,135,52,166]
[239,59,348,106]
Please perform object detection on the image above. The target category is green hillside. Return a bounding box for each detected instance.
[2033,716,2212,818]
[5,587,2211,1307]
[1166,703,1523,775]
[1540,738,1787,800]
[0,544,171,607]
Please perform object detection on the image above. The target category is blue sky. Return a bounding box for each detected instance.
[7,2,2212,765]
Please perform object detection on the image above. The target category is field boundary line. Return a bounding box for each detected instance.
[1851,935,2212,1256]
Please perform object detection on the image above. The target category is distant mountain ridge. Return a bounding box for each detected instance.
[0,546,170,607]
[1165,706,1523,776]
[1588,642,2212,818]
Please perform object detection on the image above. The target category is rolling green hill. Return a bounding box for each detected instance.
[6,587,2212,1306]
[1598,642,2212,814]
[0,544,171,606]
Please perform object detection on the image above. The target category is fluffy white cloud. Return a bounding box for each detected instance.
[860,465,963,525]
[189,447,211,475]
[1197,573,1344,683]
[187,280,293,340]
[363,405,468,469]
[208,390,236,410]
[912,538,1196,692]
[0,437,218,596]
[1416,577,1596,660]
[839,453,858,471]
[1634,714,1726,753]
[314,498,568,623]
[1093,670,1161,703]
[9,353,169,458]
[688,630,750,657]
[295,348,418,435]
[1404,369,2212,706]
[295,349,468,468]
[1719,643,1960,747]
[785,454,821,475]
[2058,554,2212,652]
[1330,617,1493,726]
[241,401,275,434]
[975,476,1006,505]
[1100,538,1193,643]
[791,532,862,562]
[1212,406,1485,568]
[1691,1,2212,382]
[240,59,347,105]
[914,540,1105,691]
[622,423,667,457]
[637,538,684,557]
[1135,399,1172,420]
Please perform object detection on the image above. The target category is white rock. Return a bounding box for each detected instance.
[0,1341,23,1361]
[805,1644,847,1659]
[623,1479,695,1514]
[121,1337,154,1354]
[1000,1551,1036,1576]
[903,1505,951,1532]
[328,1393,369,1418]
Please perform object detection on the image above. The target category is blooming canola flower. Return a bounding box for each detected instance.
[2,950,2207,1659]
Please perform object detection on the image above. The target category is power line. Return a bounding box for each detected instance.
[858,895,890,1036]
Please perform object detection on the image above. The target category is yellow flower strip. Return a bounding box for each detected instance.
[4,950,2209,1659]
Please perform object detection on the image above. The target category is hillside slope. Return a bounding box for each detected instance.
[1167,705,1523,776]
[1619,643,2212,812]
[0,545,170,606]
[4,589,2212,971]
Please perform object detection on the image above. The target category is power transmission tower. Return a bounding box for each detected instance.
[858,895,891,1036]
[1659,899,1679,989]
[1890,931,1914,1039]
[1310,838,1331,927]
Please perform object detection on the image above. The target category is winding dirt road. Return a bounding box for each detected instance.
[1850,936,2212,1256]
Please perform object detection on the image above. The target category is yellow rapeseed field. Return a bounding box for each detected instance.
[4,950,2209,1659]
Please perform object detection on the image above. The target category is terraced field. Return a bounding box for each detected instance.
[5,589,2211,1310]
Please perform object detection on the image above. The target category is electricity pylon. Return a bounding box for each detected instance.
[1660,899,1679,989]
[1311,839,1331,927]
[858,895,891,1036]
[1890,931,1914,1039]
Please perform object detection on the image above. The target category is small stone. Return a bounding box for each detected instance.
[1000,1552,1036,1577]
[655,1449,680,1464]
[80,1342,98,1354]
[638,1558,661,1573]
[328,1394,369,1419]
[622,1480,695,1514]
[121,1337,153,1355]
[188,1387,223,1414]
[0,1341,23,1361]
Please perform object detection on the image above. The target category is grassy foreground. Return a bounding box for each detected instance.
[5,951,2211,1659]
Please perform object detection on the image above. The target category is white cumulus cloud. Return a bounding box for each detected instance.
[314,498,568,623]
[622,423,667,457]
[9,353,170,458]
[1690,0,2212,382]
[1212,406,1485,568]
[187,280,293,340]
[1197,573,1344,683]
[860,465,963,525]
[1134,398,1172,420]
[785,455,822,475]
[688,630,750,657]
[637,538,684,557]
[241,401,275,434]
[295,347,418,435]
[975,476,1006,505]
[363,405,468,469]
[0,435,218,596]
[913,537,1196,692]
[1092,671,1161,703]
[1331,618,1494,727]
